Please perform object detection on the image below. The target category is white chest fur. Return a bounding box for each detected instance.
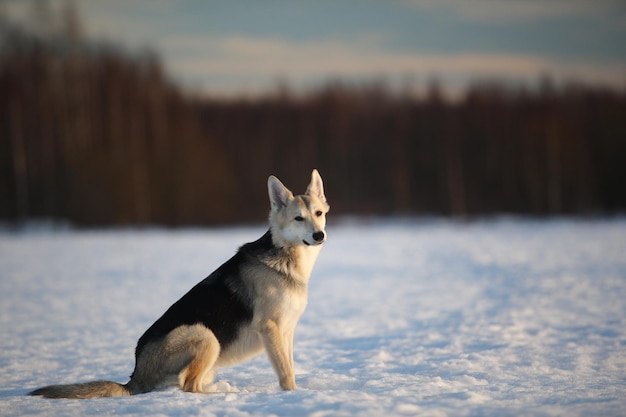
[293,244,322,282]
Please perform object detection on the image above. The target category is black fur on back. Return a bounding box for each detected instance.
[134,230,277,359]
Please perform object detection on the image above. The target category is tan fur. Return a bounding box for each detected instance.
[126,324,221,394]
[29,169,329,398]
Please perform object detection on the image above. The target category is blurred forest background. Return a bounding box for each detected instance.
[1,4,625,226]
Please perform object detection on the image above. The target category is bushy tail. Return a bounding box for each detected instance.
[29,380,130,399]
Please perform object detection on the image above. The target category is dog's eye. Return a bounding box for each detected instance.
[294,216,304,221]
[315,211,323,217]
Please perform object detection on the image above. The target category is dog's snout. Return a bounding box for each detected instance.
[312,231,325,242]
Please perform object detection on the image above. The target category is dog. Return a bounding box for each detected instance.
[30,169,329,399]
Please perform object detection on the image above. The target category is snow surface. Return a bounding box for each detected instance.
[1,218,625,416]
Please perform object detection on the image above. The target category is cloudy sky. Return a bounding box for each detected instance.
[4,0,626,96]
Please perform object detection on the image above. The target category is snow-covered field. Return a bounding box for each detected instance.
[1,218,625,416]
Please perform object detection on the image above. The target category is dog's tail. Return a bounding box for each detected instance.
[29,380,131,399]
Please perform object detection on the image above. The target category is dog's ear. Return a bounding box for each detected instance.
[306,169,326,203]
[268,175,294,210]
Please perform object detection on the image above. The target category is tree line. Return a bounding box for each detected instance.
[1,5,625,226]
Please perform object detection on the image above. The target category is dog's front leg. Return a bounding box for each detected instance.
[285,326,295,372]
[261,320,296,390]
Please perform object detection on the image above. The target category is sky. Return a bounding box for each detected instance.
[3,0,626,97]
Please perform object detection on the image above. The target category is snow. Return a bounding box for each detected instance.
[1,218,625,416]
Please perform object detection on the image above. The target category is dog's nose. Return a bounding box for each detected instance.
[312,231,325,242]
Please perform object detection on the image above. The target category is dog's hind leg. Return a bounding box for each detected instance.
[175,326,220,393]
[129,324,220,394]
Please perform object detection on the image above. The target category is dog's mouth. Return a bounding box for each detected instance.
[302,239,324,246]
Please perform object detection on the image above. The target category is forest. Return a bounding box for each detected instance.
[1,5,625,226]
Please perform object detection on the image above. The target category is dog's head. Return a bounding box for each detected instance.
[268,169,330,248]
